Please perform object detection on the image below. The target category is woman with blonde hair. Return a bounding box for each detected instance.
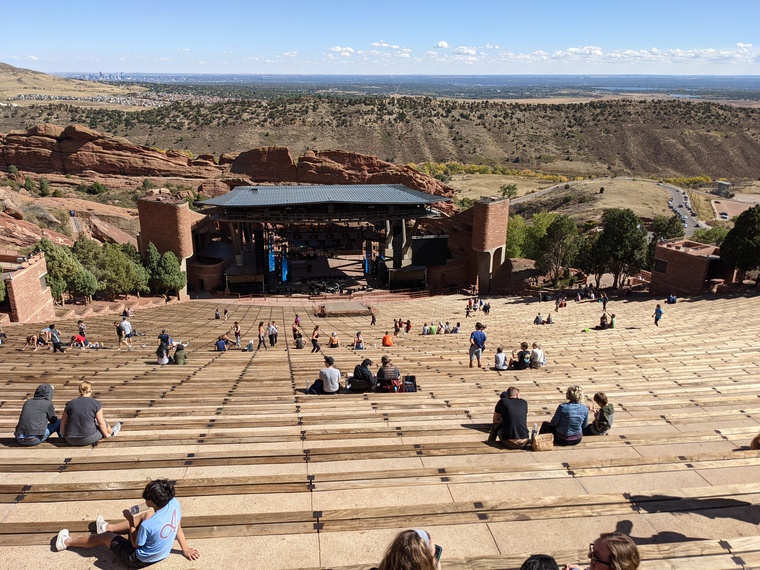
[61,381,121,446]
[566,531,640,570]
[377,529,440,570]
[539,385,588,446]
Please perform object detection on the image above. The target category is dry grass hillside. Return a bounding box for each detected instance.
[2,64,760,181]
[0,63,141,107]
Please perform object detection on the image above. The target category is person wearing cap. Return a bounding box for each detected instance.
[489,386,530,449]
[307,355,341,394]
[347,358,375,393]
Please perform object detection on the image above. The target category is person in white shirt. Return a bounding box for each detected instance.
[494,346,508,370]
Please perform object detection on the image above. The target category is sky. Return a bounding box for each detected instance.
[2,0,759,75]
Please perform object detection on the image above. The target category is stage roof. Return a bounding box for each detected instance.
[198,184,450,208]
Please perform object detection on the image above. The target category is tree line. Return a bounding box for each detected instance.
[506,205,760,288]
[35,237,186,306]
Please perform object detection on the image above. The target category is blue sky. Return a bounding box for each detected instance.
[2,0,758,74]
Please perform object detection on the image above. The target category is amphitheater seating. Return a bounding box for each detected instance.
[1,292,759,569]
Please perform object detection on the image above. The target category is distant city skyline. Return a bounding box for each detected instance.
[2,0,759,75]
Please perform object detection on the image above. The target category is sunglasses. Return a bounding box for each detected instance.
[589,543,611,566]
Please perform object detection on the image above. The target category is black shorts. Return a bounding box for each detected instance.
[109,535,155,569]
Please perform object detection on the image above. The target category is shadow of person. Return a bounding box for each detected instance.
[614,518,698,545]
[629,493,760,526]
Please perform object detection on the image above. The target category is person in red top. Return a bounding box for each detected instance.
[382,331,394,347]
[69,335,88,349]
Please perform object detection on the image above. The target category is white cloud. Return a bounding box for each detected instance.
[28,55,38,61]
[454,46,477,56]
[483,43,500,50]
[329,46,354,57]
[371,40,390,48]
[737,43,752,49]
[434,41,449,49]
[180,48,190,52]
[282,51,298,57]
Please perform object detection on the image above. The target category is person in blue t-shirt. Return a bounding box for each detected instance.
[56,479,199,567]
[652,304,664,327]
[469,322,487,368]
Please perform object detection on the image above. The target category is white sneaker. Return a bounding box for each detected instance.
[55,529,70,551]
[111,422,122,437]
[96,515,108,534]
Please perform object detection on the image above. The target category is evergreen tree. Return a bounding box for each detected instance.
[153,251,186,295]
[577,232,608,288]
[537,215,579,285]
[144,242,161,291]
[597,208,647,289]
[720,205,760,276]
[505,215,527,258]
[646,214,685,268]
[522,212,558,260]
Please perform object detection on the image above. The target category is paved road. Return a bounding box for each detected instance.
[658,182,705,237]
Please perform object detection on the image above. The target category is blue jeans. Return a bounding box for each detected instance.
[16,419,61,446]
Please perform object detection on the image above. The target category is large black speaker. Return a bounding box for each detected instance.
[411,235,449,266]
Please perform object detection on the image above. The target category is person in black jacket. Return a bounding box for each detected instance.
[348,359,375,392]
[15,383,61,446]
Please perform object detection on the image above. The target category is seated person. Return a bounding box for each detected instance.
[530,343,545,368]
[376,355,401,391]
[429,323,437,335]
[508,342,531,370]
[14,383,61,446]
[173,344,188,365]
[539,385,589,446]
[666,293,677,304]
[443,321,452,334]
[520,554,559,570]
[595,311,610,330]
[381,331,394,347]
[328,332,340,348]
[609,313,617,329]
[451,322,461,333]
[545,314,554,325]
[214,336,227,352]
[307,355,341,394]
[353,331,364,350]
[293,332,305,349]
[583,392,614,435]
[347,358,375,393]
[422,323,430,335]
[489,386,529,449]
[156,342,171,364]
[534,313,544,325]
[493,346,508,370]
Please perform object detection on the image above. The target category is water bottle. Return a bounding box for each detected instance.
[531,423,538,439]
[129,502,148,515]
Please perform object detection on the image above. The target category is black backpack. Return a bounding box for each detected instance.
[402,375,417,393]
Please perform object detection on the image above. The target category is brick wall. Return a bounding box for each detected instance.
[187,259,228,293]
[650,242,714,296]
[471,198,509,252]
[426,258,471,290]
[5,253,56,323]
[137,197,195,259]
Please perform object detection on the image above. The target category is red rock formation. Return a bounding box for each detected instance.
[230,147,456,213]
[230,147,298,181]
[0,211,72,248]
[1,124,223,178]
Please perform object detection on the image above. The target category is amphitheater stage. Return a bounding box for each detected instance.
[317,301,372,317]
